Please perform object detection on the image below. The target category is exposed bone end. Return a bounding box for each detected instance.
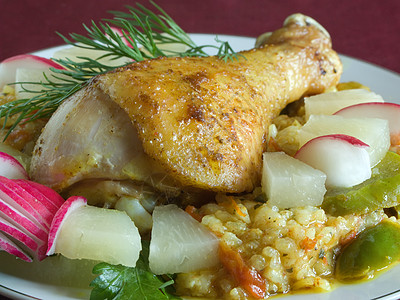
[284,13,330,38]
[256,13,330,48]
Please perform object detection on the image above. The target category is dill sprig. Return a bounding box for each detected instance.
[0,1,240,138]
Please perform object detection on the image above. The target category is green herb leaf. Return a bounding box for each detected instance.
[90,241,181,300]
[0,1,240,138]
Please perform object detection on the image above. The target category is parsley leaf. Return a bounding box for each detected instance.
[90,241,181,300]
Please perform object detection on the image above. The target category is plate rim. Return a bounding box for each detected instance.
[1,33,400,300]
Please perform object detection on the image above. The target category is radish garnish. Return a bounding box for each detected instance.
[47,196,142,267]
[0,231,32,262]
[335,102,400,146]
[0,177,65,261]
[20,180,65,208]
[0,177,53,229]
[295,134,371,187]
[149,204,219,274]
[0,54,64,89]
[14,179,62,215]
[0,152,29,180]
[0,198,48,242]
[0,218,38,253]
[262,152,327,209]
[46,196,87,256]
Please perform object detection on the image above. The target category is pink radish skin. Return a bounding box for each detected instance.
[0,199,48,242]
[0,231,32,262]
[295,134,371,188]
[14,179,60,214]
[24,180,65,208]
[0,54,64,89]
[46,196,87,256]
[0,218,38,252]
[0,177,65,261]
[335,102,400,145]
[0,177,53,229]
[0,152,29,180]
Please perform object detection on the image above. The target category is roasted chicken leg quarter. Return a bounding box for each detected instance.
[30,14,342,200]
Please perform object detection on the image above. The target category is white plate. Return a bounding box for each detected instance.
[1,34,400,300]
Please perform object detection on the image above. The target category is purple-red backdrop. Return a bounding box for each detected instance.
[1,0,399,74]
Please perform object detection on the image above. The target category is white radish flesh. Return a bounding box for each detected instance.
[115,196,153,234]
[48,196,141,267]
[262,152,327,209]
[15,68,66,99]
[0,143,31,172]
[295,134,371,187]
[304,89,383,119]
[297,115,390,167]
[0,54,63,89]
[0,177,53,229]
[335,102,400,145]
[149,204,219,275]
[0,152,29,180]
[0,199,48,242]
[46,196,87,256]
[0,178,65,261]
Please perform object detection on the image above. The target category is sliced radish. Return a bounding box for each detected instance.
[335,102,400,146]
[0,177,53,230]
[115,196,153,234]
[0,231,32,262]
[295,134,371,187]
[0,218,38,253]
[262,152,327,209]
[0,178,65,261]
[46,196,87,256]
[297,115,390,167]
[0,199,48,242]
[14,179,62,214]
[47,196,141,267]
[0,152,29,180]
[0,54,64,89]
[0,143,31,172]
[304,89,383,119]
[149,204,219,275]
[19,179,65,208]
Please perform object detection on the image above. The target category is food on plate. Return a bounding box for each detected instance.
[29,13,342,199]
[261,151,327,208]
[1,3,400,300]
[47,196,142,267]
[295,134,371,188]
[297,114,390,167]
[0,173,64,262]
[303,88,384,119]
[335,219,400,281]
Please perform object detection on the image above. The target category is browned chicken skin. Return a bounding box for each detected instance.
[30,14,342,196]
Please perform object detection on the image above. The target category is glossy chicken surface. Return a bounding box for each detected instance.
[30,14,342,196]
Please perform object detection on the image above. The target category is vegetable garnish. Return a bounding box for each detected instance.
[90,241,180,300]
[0,1,240,139]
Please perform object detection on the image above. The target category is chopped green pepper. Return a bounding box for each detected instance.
[322,151,400,216]
[336,219,400,281]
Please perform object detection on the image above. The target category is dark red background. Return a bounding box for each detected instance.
[1,0,400,74]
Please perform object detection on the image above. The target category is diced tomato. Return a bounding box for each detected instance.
[219,242,267,299]
[184,205,203,222]
[300,237,317,251]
